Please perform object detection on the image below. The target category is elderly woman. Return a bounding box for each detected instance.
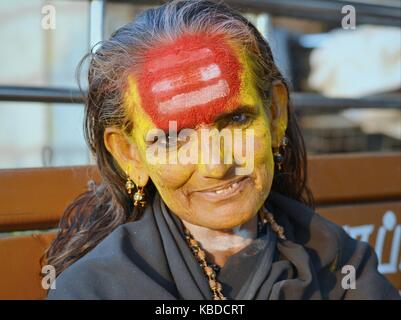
[45,0,399,300]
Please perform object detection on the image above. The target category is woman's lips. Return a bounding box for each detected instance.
[191,176,251,202]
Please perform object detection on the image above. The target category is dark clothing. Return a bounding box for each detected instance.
[47,191,400,300]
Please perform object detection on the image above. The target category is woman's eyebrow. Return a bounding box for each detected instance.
[213,105,259,122]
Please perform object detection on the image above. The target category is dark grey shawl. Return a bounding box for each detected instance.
[47,191,400,300]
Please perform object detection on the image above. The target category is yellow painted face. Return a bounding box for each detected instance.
[123,34,280,230]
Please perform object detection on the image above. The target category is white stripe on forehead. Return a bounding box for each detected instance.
[152,76,184,93]
[151,64,222,94]
[157,79,230,114]
[147,47,213,73]
[200,64,221,81]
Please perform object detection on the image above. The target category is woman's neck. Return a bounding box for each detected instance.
[181,215,258,267]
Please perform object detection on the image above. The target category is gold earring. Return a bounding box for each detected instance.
[125,172,135,194]
[133,186,146,208]
[125,172,146,207]
[273,136,288,171]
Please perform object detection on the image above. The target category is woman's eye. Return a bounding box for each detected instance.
[231,113,250,125]
[147,133,187,149]
[159,136,175,148]
[157,135,181,149]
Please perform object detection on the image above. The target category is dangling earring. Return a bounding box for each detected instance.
[273,135,289,171]
[125,172,146,208]
[125,173,135,195]
[133,186,146,208]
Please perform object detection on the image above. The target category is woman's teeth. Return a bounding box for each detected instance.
[214,182,239,194]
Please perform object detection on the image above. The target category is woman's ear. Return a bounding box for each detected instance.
[103,127,149,187]
[269,80,289,148]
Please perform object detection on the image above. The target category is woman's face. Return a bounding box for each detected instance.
[117,34,287,230]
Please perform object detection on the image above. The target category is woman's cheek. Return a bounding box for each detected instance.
[147,162,194,190]
[249,119,274,193]
[252,120,273,168]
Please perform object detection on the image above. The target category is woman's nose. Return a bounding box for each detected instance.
[197,161,233,179]
[196,129,235,179]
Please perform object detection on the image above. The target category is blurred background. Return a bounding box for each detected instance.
[0,0,400,168]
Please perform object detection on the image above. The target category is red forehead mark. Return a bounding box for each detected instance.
[135,33,242,131]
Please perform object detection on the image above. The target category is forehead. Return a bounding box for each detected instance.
[134,33,244,131]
